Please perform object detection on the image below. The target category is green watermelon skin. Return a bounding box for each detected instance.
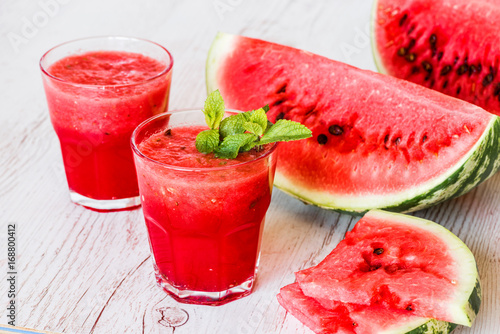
[206,32,500,214]
[372,0,500,117]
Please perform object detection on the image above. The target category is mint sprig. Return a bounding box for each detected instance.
[202,89,225,129]
[195,90,312,159]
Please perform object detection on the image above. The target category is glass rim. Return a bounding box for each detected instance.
[39,35,174,89]
[131,109,279,172]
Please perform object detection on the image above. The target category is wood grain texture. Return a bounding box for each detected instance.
[0,0,498,333]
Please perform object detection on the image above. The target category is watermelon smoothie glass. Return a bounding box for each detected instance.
[131,110,278,305]
[40,36,173,210]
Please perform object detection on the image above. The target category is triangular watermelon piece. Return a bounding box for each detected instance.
[295,210,480,327]
[278,283,457,334]
[206,32,500,214]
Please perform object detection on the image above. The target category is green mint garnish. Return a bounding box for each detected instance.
[202,89,225,129]
[195,129,220,153]
[215,133,258,159]
[195,90,312,159]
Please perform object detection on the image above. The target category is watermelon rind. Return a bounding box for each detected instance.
[206,32,500,214]
[366,211,481,327]
[397,320,457,334]
[371,0,387,76]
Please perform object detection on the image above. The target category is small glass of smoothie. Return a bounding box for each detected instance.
[40,36,173,210]
[131,110,278,305]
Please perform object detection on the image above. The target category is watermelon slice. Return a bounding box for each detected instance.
[278,210,480,333]
[278,283,458,334]
[286,210,481,331]
[206,32,500,214]
[372,0,500,116]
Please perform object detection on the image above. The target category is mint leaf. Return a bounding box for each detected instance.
[220,113,246,137]
[241,141,257,152]
[194,92,311,158]
[259,119,312,145]
[203,90,225,129]
[215,133,257,159]
[249,108,268,132]
[195,129,220,153]
[243,121,264,136]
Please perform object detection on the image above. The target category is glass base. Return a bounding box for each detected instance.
[155,272,255,306]
[69,191,141,211]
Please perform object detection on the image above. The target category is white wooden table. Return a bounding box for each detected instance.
[1,0,498,333]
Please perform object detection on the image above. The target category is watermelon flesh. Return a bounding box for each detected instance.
[277,210,480,333]
[373,0,500,116]
[206,32,500,214]
[278,283,457,334]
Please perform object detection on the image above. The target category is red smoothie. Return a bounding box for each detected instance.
[132,114,277,305]
[42,48,172,208]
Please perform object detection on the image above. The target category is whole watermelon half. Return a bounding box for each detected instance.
[206,32,500,214]
[278,210,481,333]
[372,0,500,116]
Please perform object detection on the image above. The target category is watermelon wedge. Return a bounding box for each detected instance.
[278,210,481,333]
[372,0,500,116]
[206,32,500,214]
[278,283,458,334]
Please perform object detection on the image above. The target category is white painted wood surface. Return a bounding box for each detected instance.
[0,0,498,333]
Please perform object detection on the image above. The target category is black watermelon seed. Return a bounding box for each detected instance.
[374,248,384,255]
[482,73,494,87]
[412,66,420,74]
[457,86,461,95]
[408,39,416,50]
[384,134,389,144]
[421,61,433,73]
[276,112,285,120]
[105,132,110,135]
[422,135,428,143]
[431,47,437,57]
[443,80,448,89]
[457,64,468,75]
[276,83,287,94]
[317,134,328,145]
[395,137,401,145]
[408,25,415,34]
[469,65,477,76]
[406,305,414,311]
[352,322,358,327]
[273,99,285,106]
[399,13,408,26]
[429,34,437,45]
[437,52,444,61]
[478,63,482,73]
[329,125,344,136]
[440,65,452,76]
[164,129,172,136]
[397,47,407,56]
[405,53,416,62]
[454,57,459,65]
[425,73,431,81]
[494,83,500,96]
